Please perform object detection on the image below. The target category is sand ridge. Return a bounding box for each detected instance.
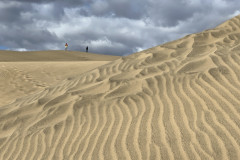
[1,15,240,159]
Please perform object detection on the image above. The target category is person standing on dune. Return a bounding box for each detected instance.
[86,46,88,52]
[65,43,68,51]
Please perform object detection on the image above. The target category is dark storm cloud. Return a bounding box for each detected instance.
[0,1,31,23]
[0,25,60,50]
[4,0,90,5]
[0,0,240,55]
[146,0,199,26]
[91,0,146,19]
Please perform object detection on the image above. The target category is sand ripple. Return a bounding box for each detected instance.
[1,15,240,160]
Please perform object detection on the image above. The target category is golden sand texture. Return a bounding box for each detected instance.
[0,50,119,62]
[0,51,120,107]
[1,15,240,160]
[0,61,113,106]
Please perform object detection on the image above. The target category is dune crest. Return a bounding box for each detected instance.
[1,15,240,159]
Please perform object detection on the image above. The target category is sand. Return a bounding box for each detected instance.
[0,50,120,107]
[1,15,240,160]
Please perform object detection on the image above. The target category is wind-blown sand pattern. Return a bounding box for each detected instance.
[1,15,240,160]
[0,51,120,106]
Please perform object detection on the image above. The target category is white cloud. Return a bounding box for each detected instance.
[14,48,28,51]
[87,37,112,47]
[228,10,240,18]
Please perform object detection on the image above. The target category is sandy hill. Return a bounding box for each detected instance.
[0,51,120,106]
[1,15,240,160]
[0,50,119,61]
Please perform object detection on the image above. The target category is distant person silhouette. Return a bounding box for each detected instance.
[86,46,88,52]
[65,43,68,51]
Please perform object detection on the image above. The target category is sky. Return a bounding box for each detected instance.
[0,0,240,56]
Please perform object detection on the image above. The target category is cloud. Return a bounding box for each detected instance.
[146,0,198,26]
[0,1,31,23]
[8,0,90,5]
[0,0,240,55]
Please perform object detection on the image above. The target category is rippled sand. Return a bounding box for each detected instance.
[1,15,240,160]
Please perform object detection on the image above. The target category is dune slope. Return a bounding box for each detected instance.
[0,50,119,61]
[0,51,120,107]
[1,15,240,159]
[0,61,113,106]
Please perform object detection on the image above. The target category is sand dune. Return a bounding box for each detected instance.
[0,50,120,106]
[0,50,119,62]
[1,15,240,160]
[0,61,116,107]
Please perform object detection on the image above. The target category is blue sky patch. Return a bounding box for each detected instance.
[0,46,8,50]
